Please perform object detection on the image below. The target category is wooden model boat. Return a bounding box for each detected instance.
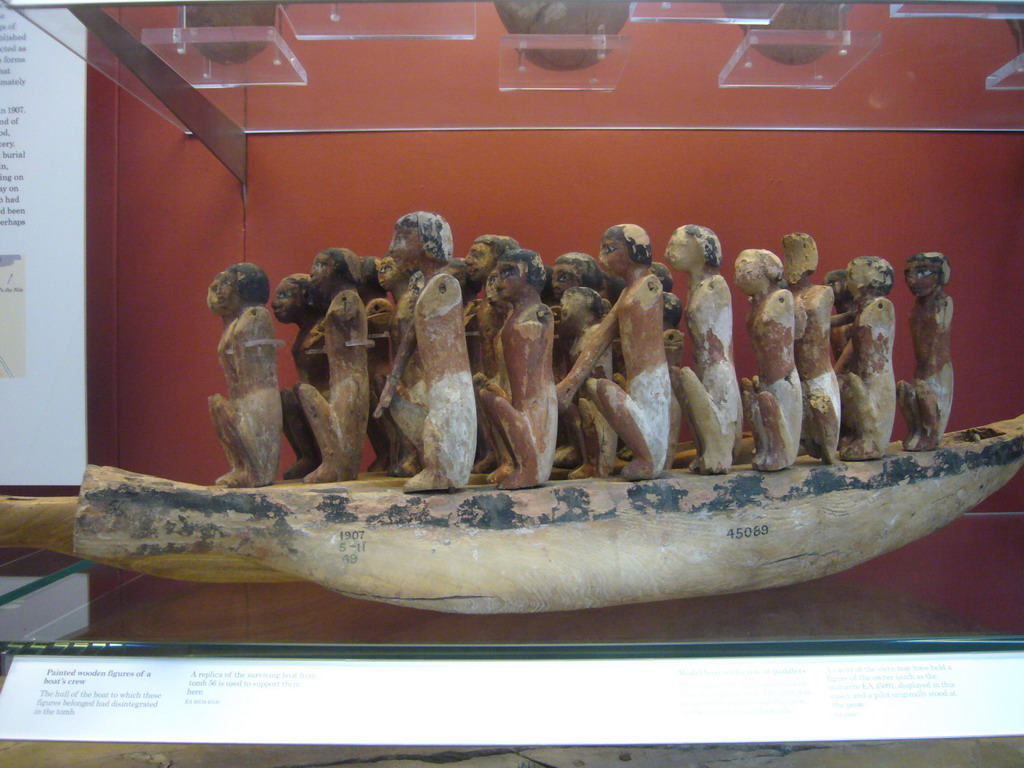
[2,414,1022,614]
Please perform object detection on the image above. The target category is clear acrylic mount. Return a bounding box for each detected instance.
[719,28,881,89]
[499,34,632,92]
[140,23,307,88]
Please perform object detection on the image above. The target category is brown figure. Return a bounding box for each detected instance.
[374,212,476,493]
[736,249,803,472]
[478,249,558,489]
[365,293,396,472]
[782,233,840,464]
[558,286,617,479]
[549,252,603,468]
[296,248,370,484]
[462,235,520,474]
[835,256,897,461]
[898,252,953,451]
[662,291,685,469]
[664,225,743,474]
[376,255,421,477]
[474,268,515,477]
[207,263,282,488]
[557,224,671,480]
[826,268,856,362]
[271,273,325,480]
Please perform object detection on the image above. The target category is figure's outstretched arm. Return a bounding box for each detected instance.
[557,309,618,409]
[374,318,416,418]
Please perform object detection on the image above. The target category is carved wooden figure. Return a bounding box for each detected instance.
[463,234,520,473]
[664,225,743,474]
[662,291,685,469]
[376,255,421,478]
[825,268,856,362]
[295,248,370,484]
[558,286,617,479]
[898,252,953,451]
[549,252,603,468]
[365,294,396,472]
[477,249,559,489]
[557,225,671,480]
[835,256,897,461]
[271,273,324,480]
[782,232,841,464]
[374,212,476,493]
[736,249,803,472]
[207,263,282,488]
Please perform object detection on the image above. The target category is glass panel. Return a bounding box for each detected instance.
[283,2,476,40]
[631,1,781,24]
[2,513,1021,647]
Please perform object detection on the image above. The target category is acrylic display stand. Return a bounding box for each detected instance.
[282,2,475,40]
[499,34,632,91]
[719,28,881,88]
[890,3,1024,18]
[140,7,306,88]
[988,52,1024,89]
[630,1,780,24]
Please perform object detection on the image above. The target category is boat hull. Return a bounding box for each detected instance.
[76,417,1024,614]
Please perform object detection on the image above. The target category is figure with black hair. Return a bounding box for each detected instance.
[664,224,743,474]
[478,248,558,489]
[375,212,476,492]
[651,262,674,293]
[272,273,326,480]
[898,252,953,451]
[297,248,370,483]
[207,262,282,487]
[835,256,897,461]
[557,286,617,479]
[557,225,671,480]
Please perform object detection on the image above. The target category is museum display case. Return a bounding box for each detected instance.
[1,0,1023,753]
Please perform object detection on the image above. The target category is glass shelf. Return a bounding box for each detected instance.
[6,1,1024,132]
[2,512,1022,649]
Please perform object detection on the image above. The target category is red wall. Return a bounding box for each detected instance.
[84,70,1024,512]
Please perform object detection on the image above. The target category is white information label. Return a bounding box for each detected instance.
[0,6,86,485]
[0,652,1021,744]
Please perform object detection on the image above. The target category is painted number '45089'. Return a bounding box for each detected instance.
[726,525,769,539]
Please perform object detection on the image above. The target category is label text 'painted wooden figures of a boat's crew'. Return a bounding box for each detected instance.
[664,225,743,475]
[736,249,803,472]
[207,263,283,488]
[271,273,324,480]
[782,232,841,464]
[557,225,671,480]
[835,256,897,461]
[296,248,370,484]
[898,252,953,451]
[479,249,559,490]
[374,212,476,493]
